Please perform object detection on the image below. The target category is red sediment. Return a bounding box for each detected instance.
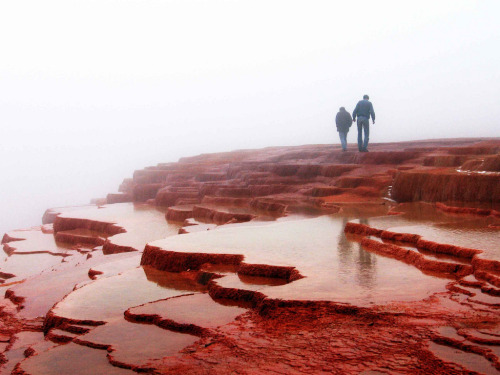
[458,277,484,288]
[53,216,125,236]
[102,240,137,255]
[201,196,252,207]
[296,164,324,178]
[155,188,200,207]
[471,257,500,273]
[479,154,500,172]
[88,268,103,280]
[356,151,421,164]
[320,164,359,177]
[361,238,473,277]
[481,285,500,297]
[459,159,483,171]
[216,187,252,198]
[435,202,500,217]
[54,232,105,247]
[248,184,290,196]
[345,222,483,266]
[5,289,25,306]
[336,176,385,189]
[207,279,266,307]
[3,243,17,256]
[272,164,301,177]
[45,330,75,344]
[349,186,384,197]
[380,230,421,244]
[195,172,227,182]
[391,170,500,203]
[106,193,133,204]
[1,234,25,244]
[423,155,469,167]
[460,154,500,172]
[416,239,482,259]
[23,348,35,358]
[238,263,303,282]
[474,270,500,288]
[57,323,91,334]
[457,328,500,345]
[141,245,244,273]
[132,183,163,202]
[124,295,209,337]
[311,186,343,197]
[165,207,194,223]
[257,299,361,318]
[0,271,16,280]
[43,311,106,335]
[387,207,404,215]
[249,199,287,215]
[344,222,383,236]
[198,184,220,197]
[192,206,255,225]
[446,146,498,155]
[431,335,500,371]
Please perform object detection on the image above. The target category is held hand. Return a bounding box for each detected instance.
[352,119,355,123]
[372,121,375,124]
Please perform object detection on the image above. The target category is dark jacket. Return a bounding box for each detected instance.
[335,108,352,132]
[352,99,375,121]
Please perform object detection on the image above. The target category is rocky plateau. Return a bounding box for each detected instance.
[1,138,500,374]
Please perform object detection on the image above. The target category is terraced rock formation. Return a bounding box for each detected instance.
[0,138,499,374]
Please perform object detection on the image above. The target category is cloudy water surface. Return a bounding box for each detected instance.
[1,0,499,234]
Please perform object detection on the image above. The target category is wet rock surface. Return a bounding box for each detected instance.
[1,138,499,374]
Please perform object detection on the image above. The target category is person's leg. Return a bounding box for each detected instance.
[339,131,347,150]
[362,119,370,151]
[357,120,363,151]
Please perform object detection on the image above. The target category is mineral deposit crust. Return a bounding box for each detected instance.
[1,138,500,374]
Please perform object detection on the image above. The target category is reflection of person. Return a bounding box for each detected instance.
[352,95,375,152]
[338,217,354,265]
[335,107,352,152]
[355,218,376,287]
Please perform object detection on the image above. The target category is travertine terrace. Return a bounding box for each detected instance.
[1,138,499,374]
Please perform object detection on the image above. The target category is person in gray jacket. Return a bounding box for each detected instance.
[335,107,352,151]
[352,95,375,152]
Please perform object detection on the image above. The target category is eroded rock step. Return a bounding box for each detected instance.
[13,342,135,375]
[73,318,199,372]
[44,267,206,327]
[6,251,141,319]
[2,139,500,374]
[431,326,500,373]
[125,293,247,335]
[143,215,451,305]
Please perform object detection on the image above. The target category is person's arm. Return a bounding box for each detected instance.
[370,103,375,123]
[352,103,358,122]
[335,113,340,130]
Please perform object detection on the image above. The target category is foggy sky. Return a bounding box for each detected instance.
[1,0,499,234]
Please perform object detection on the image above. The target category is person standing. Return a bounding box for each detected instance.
[335,107,352,151]
[352,95,375,152]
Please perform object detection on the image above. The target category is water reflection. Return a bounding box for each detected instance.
[338,217,376,289]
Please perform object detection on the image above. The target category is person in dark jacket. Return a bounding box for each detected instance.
[335,107,352,151]
[352,95,375,152]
